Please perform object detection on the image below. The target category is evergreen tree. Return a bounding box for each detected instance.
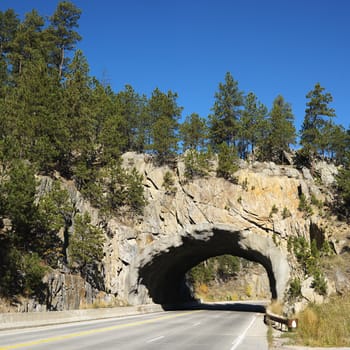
[180,113,208,151]
[1,160,37,249]
[300,83,336,157]
[63,50,95,169]
[115,85,148,152]
[0,9,19,56]
[0,9,19,83]
[37,181,73,266]
[216,142,239,181]
[261,95,296,163]
[184,149,213,180]
[48,1,82,78]
[68,212,105,272]
[209,72,244,148]
[9,10,45,75]
[336,151,350,218]
[238,92,268,159]
[147,88,182,164]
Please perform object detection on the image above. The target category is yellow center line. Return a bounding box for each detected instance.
[0,310,202,349]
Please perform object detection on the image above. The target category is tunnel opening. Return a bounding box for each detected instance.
[138,226,280,305]
[187,255,271,302]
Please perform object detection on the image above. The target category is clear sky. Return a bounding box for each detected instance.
[1,0,350,131]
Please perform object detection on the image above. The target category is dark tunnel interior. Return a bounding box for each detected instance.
[138,228,277,305]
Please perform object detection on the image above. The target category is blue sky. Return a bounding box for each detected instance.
[2,0,350,131]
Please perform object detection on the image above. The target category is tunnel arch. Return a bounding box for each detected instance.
[130,224,290,305]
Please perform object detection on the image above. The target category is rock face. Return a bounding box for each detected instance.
[38,153,346,309]
[98,154,326,305]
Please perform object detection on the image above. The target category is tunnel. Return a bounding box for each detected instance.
[135,224,290,305]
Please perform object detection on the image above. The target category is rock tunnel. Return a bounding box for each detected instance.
[133,223,290,305]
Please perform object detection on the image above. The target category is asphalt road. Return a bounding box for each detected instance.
[0,303,268,350]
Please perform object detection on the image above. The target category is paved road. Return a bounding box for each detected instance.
[0,304,268,350]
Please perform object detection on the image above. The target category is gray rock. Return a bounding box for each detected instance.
[26,154,340,310]
[315,161,338,186]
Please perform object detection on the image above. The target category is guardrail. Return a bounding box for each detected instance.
[264,311,298,332]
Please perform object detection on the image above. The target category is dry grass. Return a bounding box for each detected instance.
[267,300,284,315]
[294,293,350,347]
[80,298,128,309]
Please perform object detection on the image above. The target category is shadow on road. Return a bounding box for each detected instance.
[162,301,266,314]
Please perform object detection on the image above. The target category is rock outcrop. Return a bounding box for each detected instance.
[29,153,349,310]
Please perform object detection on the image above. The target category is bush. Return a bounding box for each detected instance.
[311,269,327,296]
[21,253,48,296]
[162,171,177,195]
[282,207,291,219]
[311,194,323,210]
[289,277,302,299]
[290,236,329,296]
[68,213,105,273]
[269,204,278,217]
[216,143,239,182]
[184,149,212,180]
[298,194,313,217]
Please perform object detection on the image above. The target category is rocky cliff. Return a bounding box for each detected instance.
[12,153,349,312]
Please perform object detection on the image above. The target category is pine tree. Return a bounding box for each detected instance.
[238,92,268,159]
[68,212,105,273]
[180,113,208,151]
[9,10,45,75]
[300,83,336,157]
[209,72,243,148]
[2,160,37,249]
[63,50,95,166]
[0,9,19,84]
[115,85,148,152]
[336,150,350,218]
[216,142,239,181]
[147,88,182,164]
[261,95,296,163]
[48,1,82,78]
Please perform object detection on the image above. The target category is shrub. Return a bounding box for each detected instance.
[311,194,323,210]
[184,149,212,180]
[216,142,239,182]
[21,253,48,296]
[312,269,327,296]
[241,177,248,191]
[68,213,105,273]
[289,277,302,299]
[298,194,313,217]
[282,207,291,219]
[245,284,252,297]
[290,236,329,296]
[269,204,278,217]
[162,171,177,195]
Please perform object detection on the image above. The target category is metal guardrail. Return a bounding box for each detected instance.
[264,311,298,332]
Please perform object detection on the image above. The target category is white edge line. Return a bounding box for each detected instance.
[146,335,165,343]
[230,315,257,350]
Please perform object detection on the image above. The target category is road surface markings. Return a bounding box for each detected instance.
[0,310,202,350]
[230,315,257,350]
[146,335,165,343]
[193,322,201,327]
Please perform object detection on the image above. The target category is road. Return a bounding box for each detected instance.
[0,303,268,350]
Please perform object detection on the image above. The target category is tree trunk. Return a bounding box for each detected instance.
[59,47,64,78]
